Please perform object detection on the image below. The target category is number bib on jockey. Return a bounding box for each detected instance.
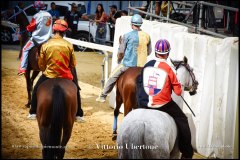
[143,67,167,96]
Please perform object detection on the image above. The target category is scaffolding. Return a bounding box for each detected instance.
[128,1,239,38]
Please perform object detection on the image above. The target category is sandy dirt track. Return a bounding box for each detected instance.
[1,45,124,159]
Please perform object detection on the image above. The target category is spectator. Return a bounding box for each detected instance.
[93,3,108,48]
[155,1,162,16]
[13,2,28,21]
[48,2,60,23]
[1,8,14,21]
[64,3,88,39]
[109,5,121,25]
[160,1,173,17]
[192,1,218,32]
[138,1,150,18]
[138,1,164,18]
[121,10,128,16]
[220,0,239,36]
[109,5,121,42]
[14,2,24,12]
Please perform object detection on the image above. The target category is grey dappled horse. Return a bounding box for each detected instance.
[116,57,199,158]
[117,109,180,159]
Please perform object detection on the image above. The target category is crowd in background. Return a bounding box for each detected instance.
[1,2,129,48]
[1,1,238,44]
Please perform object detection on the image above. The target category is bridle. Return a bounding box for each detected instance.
[170,58,198,117]
[171,59,199,95]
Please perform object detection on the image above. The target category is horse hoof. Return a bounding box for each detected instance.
[112,134,117,141]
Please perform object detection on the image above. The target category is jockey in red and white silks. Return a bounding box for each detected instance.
[137,39,194,159]
[139,58,182,107]
[18,1,52,75]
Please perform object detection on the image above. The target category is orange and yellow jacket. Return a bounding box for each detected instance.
[38,34,76,80]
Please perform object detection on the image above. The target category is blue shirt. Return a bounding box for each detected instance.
[48,9,60,19]
[118,30,152,67]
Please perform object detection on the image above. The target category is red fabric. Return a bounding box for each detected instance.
[51,52,73,80]
[152,62,182,106]
[27,18,37,32]
[235,11,238,25]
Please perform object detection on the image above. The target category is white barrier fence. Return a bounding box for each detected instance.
[63,37,113,88]
[108,16,239,158]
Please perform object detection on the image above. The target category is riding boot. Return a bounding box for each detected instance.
[71,67,81,90]
[151,101,194,158]
[70,68,83,117]
[76,89,84,117]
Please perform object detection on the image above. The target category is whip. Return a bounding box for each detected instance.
[180,95,196,117]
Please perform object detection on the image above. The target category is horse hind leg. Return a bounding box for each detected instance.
[58,123,74,159]
[112,87,123,141]
[40,127,54,159]
[24,70,40,108]
[24,70,32,108]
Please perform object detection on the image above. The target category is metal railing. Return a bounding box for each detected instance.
[200,1,238,12]
[128,1,239,38]
[64,37,113,88]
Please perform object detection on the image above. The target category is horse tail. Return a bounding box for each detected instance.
[49,84,65,154]
[118,120,147,159]
[118,109,176,159]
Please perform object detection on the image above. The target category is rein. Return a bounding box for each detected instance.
[8,4,33,21]
[171,59,198,90]
[170,58,197,117]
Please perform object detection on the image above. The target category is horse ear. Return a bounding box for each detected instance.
[183,56,188,64]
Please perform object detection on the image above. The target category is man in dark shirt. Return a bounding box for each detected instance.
[13,2,28,21]
[109,5,121,42]
[48,2,60,23]
[64,3,88,39]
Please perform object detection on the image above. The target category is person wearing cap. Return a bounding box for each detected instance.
[28,19,85,123]
[136,39,194,159]
[64,3,88,39]
[18,1,52,76]
[48,2,60,23]
[96,14,152,102]
[108,5,121,42]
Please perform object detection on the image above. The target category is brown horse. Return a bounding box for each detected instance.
[10,9,40,107]
[37,78,77,159]
[111,57,199,140]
